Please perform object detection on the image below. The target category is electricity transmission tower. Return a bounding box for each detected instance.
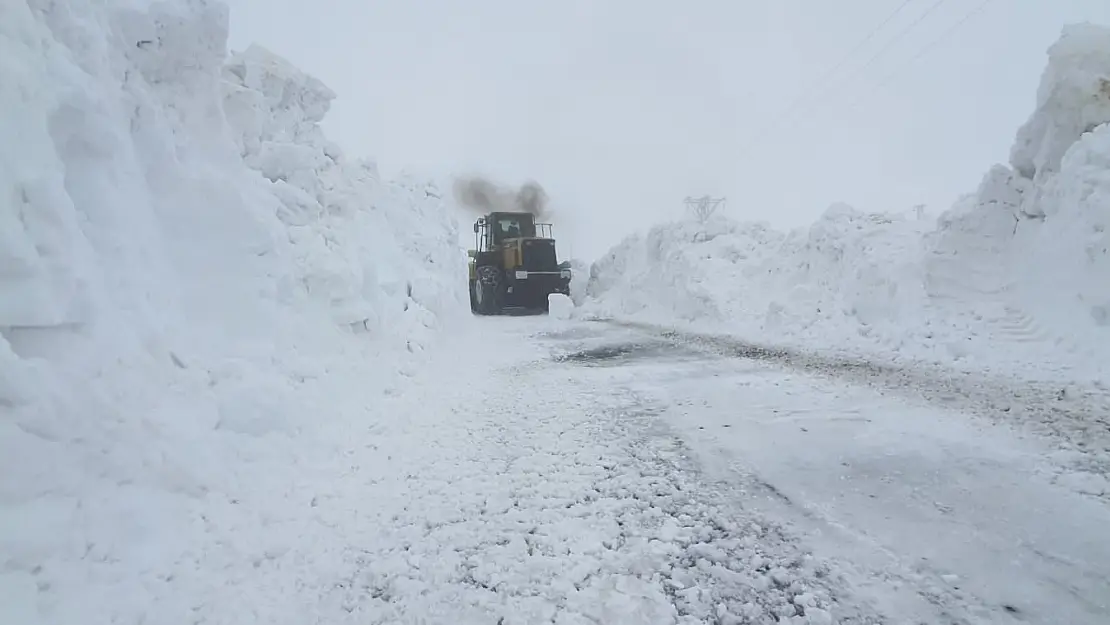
[683,195,726,222]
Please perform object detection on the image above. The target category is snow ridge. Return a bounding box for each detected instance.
[222,43,466,346]
[1,1,464,622]
[585,22,1110,381]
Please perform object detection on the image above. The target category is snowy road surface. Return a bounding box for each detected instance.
[558,321,1110,625]
[31,317,1110,624]
[307,319,879,625]
[273,316,1106,625]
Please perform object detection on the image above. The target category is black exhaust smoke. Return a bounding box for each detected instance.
[452,176,550,221]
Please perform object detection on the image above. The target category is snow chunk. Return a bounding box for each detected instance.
[549,293,575,319]
[1010,23,1110,182]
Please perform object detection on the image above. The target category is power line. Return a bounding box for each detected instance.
[731,0,1002,182]
[794,0,919,103]
[839,0,952,87]
[740,1,918,139]
[874,0,998,90]
[841,0,999,112]
[737,0,948,157]
[766,0,952,130]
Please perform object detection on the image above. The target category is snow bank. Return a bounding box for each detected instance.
[585,23,1110,380]
[586,207,941,358]
[0,1,464,622]
[1010,23,1110,184]
[565,257,592,306]
[221,43,465,347]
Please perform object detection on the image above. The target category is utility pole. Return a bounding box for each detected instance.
[683,195,726,222]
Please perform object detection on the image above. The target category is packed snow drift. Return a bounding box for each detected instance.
[1,1,464,622]
[585,23,1110,381]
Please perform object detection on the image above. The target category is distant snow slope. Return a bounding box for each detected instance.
[585,23,1110,381]
[0,1,464,622]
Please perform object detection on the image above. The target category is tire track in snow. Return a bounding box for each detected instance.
[544,329,1000,624]
[600,320,1110,489]
[317,326,883,624]
[551,323,1110,624]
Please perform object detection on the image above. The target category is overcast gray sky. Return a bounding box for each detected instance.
[228,0,1110,261]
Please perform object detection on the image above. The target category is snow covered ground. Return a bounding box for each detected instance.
[6,1,1110,623]
[583,23,1110,385]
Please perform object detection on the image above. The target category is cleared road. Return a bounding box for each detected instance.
[222,316,1110,624]
[544,319,1110,625]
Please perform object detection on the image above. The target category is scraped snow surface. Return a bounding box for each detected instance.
[550,322,1110,625]
[584,22,1110,383]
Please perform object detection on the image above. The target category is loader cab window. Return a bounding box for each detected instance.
[492,215,534,243]
[500,219,521,238]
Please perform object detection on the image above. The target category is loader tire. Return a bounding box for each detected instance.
[469,279,478,313]
[474,266,504,315]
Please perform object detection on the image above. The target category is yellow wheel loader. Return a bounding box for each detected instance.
[468,212,571,315]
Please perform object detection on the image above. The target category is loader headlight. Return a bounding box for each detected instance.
[560,269,572,279]
[515,271,528,279]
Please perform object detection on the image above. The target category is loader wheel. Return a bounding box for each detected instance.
[469,279,478,313]
[474,266,504,315]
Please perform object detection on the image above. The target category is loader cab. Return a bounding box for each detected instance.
[471,210,560,274]
[473,212,547,249]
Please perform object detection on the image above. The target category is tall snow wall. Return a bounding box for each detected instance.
[0,1,466,622]
[585,23,1110,376]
